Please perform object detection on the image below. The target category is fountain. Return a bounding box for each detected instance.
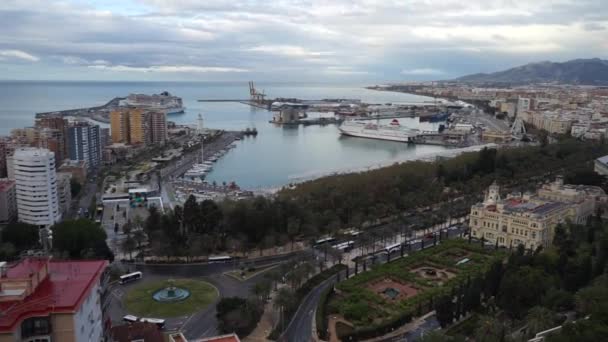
[152,279,191,302]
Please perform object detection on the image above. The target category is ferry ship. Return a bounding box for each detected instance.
[338,120,419,143]
[122,91,185,115]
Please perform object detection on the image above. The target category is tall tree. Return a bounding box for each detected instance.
[525,306,556,338]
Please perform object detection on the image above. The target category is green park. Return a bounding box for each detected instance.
[124,279,219,318]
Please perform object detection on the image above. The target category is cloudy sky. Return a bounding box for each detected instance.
[0,0,606,82]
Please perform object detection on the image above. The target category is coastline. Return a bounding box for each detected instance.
[253,142,498,195]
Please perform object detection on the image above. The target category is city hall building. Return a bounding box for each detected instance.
[469,177,606,249]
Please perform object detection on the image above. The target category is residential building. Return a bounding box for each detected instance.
[128,108,149,145]
[469,178,605,250]
[56,172,72,217]
[517,97,531,113]
[0,258,108,342]
[58,160,88,185]
[100,127,110,148]
[12,147,61,226]
[67,122,101,171]
[482,130,512,144]
[149,111,167,145]
[110,110,131,144]
[0,179,17,225]
[35,115,69,158]
[0,139,7,178]
[9,127,65,167]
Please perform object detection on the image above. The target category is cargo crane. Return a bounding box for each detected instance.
[248,81,266,104]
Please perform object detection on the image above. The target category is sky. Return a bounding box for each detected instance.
[0,0,606,82]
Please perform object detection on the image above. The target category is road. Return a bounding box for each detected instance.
[280,275,340,342]
[108,251,310,339]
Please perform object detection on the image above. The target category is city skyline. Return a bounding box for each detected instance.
[0,0,606,82]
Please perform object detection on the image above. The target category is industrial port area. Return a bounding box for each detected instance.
[29,81,528,216]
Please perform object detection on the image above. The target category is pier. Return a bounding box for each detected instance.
[36,96,124,123]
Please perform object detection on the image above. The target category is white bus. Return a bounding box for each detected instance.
[140,317,166,329]
[314,237,336,246]
[384,243,402,253]
[208,256,232,263]
[123,315,139,323]
[332,241,355,252]
[119,271,143,284]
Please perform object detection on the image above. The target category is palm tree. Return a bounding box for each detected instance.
[133,229,146,258]
[132,214,144,231]
[264,269,282,291]
[122,235,136,260]
[525,306,555,338]
[474,315,507,342]
[252,282,269,302]
[122,220,132,236]
[274,287,295,332]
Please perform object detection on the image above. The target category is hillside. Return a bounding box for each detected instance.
[454,58,608,85]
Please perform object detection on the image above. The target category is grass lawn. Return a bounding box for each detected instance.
[124,279,219,318]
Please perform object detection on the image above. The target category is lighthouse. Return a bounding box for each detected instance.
[197,113,204,135]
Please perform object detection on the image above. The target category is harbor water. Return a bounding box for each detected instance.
[0,81,448,189]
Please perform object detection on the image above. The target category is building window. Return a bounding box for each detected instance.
[21,317,51,338]
[502,225,507,232]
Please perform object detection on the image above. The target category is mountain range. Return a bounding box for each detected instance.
[454,58,608,85]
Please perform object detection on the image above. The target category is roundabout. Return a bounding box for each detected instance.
[124,279,219,318]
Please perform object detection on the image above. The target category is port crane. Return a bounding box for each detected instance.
[248,81,266,104]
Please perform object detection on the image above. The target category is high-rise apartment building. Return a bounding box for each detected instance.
[149,111,167,145]
[9,127,65,167]
[67,122,101,171]
[110,109,131,144]
[110,108,166,145]
[12,148,61,226]
[0,139,7,178]
[100,127,110,148]
[128,108,149,145]
[0,179,17,225]
[35,115,69,157]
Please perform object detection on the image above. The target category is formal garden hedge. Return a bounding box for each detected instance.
[326,240,505,340]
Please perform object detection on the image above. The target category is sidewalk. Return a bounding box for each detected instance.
[243,299,276,342]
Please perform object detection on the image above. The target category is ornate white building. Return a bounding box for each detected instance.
[469,178,606,249]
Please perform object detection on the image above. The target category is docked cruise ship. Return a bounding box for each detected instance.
[338,120,419,143]
[122,91,185,115]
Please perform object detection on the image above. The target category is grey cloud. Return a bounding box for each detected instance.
[0,0,607,81]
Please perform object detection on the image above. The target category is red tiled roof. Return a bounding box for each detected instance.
[0,259,107,332]
[4,258,47,278]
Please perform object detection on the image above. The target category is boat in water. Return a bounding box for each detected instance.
[121,91,185,115]
[338,120,419,143]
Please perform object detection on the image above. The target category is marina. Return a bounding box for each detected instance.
[0,81,455,189]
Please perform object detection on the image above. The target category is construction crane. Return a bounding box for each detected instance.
[248,81,266,104]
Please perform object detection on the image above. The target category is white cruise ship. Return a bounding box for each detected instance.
[338,120,419,143]
[122,91,185,115]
